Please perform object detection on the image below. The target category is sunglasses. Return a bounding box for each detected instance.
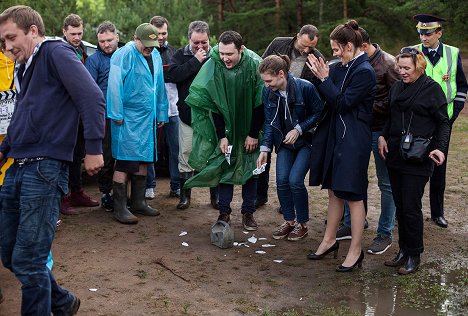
[400,47,420,55]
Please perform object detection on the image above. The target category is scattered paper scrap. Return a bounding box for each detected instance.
[181,242,189,247]
[248,236,257,244]
[261,244,276,248]
[255,250,266,254]
[89,288,98,292]
[233,242,239,246]
[242,231,249,234]
[179,231,188,237]
[258,237,267,241]
[273,260,283,263]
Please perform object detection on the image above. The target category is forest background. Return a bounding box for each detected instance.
[1,0,467,58]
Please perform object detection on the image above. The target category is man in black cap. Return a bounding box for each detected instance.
[413,14,468,228]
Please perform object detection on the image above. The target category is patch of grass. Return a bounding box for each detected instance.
[134,269,147,279]
[181,302,191,315]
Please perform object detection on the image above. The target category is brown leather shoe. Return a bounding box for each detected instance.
[272,221,296,240]
[69,189,99,207]
[60,195,79,215]
[242,213,257,231]
[287,223,308,241]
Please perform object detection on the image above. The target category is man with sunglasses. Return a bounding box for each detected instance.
[413,14,467,228]
[167,20,219,211]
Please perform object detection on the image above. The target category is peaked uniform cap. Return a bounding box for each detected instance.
[413,14,446,34]
[135,23,159,47]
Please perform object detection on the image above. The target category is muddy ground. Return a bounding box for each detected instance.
[0,112,467,315]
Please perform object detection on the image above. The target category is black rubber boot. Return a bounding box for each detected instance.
[130,175,160,216]
[112,181,138,224]
[177,172,192,210]
[210,186,219,210]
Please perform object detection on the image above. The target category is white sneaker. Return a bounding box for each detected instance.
[145,188,155,199]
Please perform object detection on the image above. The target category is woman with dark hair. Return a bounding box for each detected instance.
[306,20,376,271]
[379,47,449,274]
[257,55,323,241]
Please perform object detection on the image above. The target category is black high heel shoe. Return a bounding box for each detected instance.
[336,250,364,272]
[307,241,339,260]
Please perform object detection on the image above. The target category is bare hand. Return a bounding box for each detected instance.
[378,136,388,160]
[306,55,329,80]
[429,149,445,166]
[157,121,164,128]
[194,48,207,62]
[219,137,229,154]
[113,119,123,125]
[257,152,268,168]
[244,136,258,153]
[283,129,299,145]
[84,154,104,176]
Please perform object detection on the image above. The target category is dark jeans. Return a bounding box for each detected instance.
[276,146,311,224]
[430,125,451,217]
[69,122,85,193]
[388,168,428,256]
[98,119,115,193]
[256,152,271,200]
[218,177,257,215]
[0,159,75,315]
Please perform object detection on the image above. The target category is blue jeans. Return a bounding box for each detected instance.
[276,146,311,224]
[218,177,257,214]
[0,159,75,315]
[147,116,180,191]
[344,131,396,237]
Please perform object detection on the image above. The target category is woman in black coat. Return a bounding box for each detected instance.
[378,47,449,274]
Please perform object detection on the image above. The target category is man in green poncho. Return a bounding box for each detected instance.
[185,31,264,231]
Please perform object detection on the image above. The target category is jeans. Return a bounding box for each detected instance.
[147,116,180,191]
[0,159,75,315]
[344,131,396,237]
[218,177,257,214]
[276,146,311,224]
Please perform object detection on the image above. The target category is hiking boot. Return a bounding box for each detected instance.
[242,213,258,231]
[69,189,99,207]
[287,223,308,241]
[272,221,296,240]
[145,188,155,200]
[169,189,180,198]
[336,224,352,240]
[367,235,392,255]
[217,213,231,224]
[60,195,79,215]
[101,193,113,211]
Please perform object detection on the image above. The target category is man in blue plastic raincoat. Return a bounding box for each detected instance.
[185,31,264,231]
[107,23,168,224]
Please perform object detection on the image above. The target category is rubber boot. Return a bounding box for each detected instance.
[130,175,160,216]
[113,181,138,224]
[177,172,192,210]
[210,186,219,210]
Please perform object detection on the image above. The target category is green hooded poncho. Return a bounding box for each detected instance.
[184,45,263,188]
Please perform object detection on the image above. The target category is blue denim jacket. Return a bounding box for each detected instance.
[260,74,324,153]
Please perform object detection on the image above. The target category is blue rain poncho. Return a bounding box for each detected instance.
[107,42,168,162]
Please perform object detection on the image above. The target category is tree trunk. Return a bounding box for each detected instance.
[319,0,323,25]
[343,0,348,19]
[297,0,303,28]
[275,0,280,29]
[218,0,224,23]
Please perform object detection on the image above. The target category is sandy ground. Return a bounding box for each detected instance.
[0,112,466,316]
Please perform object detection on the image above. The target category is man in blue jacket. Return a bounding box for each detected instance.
[85,21,120,211]
[0,5,105,315]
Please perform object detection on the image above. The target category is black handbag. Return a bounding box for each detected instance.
[399,112,431,163]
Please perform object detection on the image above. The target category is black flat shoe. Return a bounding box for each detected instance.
[384,250,407,267]
[432,216,448,228]
[307,242,339,260]
[398,255,420,275]
[336,250,364,272]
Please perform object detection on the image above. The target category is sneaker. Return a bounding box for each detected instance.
[336,224,352,240]
[169,189,180,198]
[60,195,79,215]
[367,235,392,255]
[242,213,258,231]
[69,189,99,207]
[101,193,113,211]
[272,221,296,240]
[287,223,308,241]
[217,213,231,224]
[145,188,155,199]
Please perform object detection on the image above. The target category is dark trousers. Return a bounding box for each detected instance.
[69,122,85,193]
[97,119,115,193]
[219,177,257,215]
[388,169,429,256]
[256,152,271,200]
[430,126,451,217]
